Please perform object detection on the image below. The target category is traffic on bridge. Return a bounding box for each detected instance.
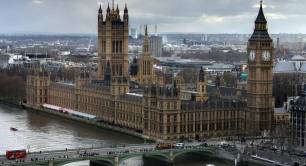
[0,142,217,166]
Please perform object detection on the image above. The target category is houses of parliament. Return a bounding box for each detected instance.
[26,1,274,141]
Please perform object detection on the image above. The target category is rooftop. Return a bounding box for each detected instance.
[181,98,245,111]
[290,55,306,61]
[274,107,288,114]
[274,60,306,73]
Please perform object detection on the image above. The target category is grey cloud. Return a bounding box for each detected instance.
[0,0,305,34]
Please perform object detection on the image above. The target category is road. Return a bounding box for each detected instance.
[225,138,306,166]
[1,139,305,166]
[0,144,154,165]
[0,142,204,166]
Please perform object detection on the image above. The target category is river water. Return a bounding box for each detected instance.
[0,105,236,166]
[0,105,143,154]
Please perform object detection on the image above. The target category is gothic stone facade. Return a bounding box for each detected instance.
[246,2,274,135]
[26,2,273,140]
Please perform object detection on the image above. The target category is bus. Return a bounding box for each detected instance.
[156,143,174,150]
[6,150,27,160]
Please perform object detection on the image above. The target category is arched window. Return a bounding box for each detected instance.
[119,41,123,53]
[116,41,119,53]
[112,41,115,53]
[119,65,122,75]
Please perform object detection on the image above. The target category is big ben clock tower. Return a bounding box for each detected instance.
[247,1,274,135]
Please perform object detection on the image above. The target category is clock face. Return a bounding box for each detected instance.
[262,50,271,61]
[249,50,256,61]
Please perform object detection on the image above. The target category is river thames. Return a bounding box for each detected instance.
[0,105,237,166]
[0,105,143,154]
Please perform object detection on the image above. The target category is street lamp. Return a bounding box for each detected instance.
[27,144,30,153]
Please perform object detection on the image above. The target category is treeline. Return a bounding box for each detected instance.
[178,68,238,88]
[178,49,247,63]
[0,72,25,104]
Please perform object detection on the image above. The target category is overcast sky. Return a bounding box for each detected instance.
[0,0,305,34]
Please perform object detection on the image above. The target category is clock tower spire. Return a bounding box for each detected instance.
[247,0,274,136]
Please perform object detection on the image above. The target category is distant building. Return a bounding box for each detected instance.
[149,36,163,57]
[290,93,306,149]
[130,28,138,39]
[71,47,91,56]
[276,37,280,49]
[0,53,31,69]
[274,107,290,127]
[273,55,306,107]
[162,35,168,44]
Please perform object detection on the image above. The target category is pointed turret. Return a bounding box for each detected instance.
[124,3,128,13]
[249,1,271,41]
[116,4,120,14]
[145,25,148,36]
[112,0,115,14]
[99,4,102,14]
[143,25,149,54]
[124,3,129,21]
[138,24,154,85]
[116,4,120,20]
[98,4,103,22]
[196,67,207,102]
[107,3,110,13]
[255,1,267,23]
[198,67,205,82]
[106,3,111,21]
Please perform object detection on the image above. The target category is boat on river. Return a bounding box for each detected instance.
[10,127,18,131]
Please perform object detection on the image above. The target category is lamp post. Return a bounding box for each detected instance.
[27,144,30,153]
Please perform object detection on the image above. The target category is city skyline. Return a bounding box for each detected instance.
[0,0,306,34]
[0,0,305,165]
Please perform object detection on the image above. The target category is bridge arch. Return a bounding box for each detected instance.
[172,148,216,162]
[119,153,143,164]
[54,157,114,166]
[143,151,170,160]
[119,152,170,166]
[87,159,114,166]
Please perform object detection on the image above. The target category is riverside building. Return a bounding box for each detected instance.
[26,2,274,140]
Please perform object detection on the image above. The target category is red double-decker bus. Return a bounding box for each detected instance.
[6,150,27,160]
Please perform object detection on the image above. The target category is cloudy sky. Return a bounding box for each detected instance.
[0,0,305,34]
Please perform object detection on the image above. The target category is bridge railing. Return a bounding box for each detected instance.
[1,143,155,157]
[0,145,220,166]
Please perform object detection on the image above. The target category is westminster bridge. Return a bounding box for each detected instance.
[0,143,235,166]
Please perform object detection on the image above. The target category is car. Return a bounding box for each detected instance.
[200,143,208,147]
[270,146,277,152]
[175,143,185,149]
[200,139,206,142]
